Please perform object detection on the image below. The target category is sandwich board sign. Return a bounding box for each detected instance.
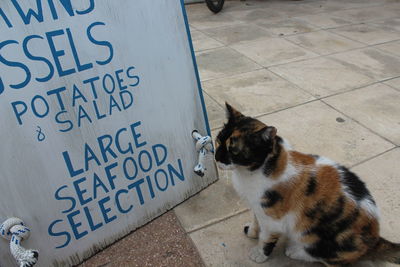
[0,0,218,265]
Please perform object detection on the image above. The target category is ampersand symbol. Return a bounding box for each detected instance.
[36,126,45,142]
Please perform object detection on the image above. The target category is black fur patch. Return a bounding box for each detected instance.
[263,242,277,256]
[261,190,283,208]
[339,166,374,203]
[304,196,360,260]
[306,174,317,196]
[305,200,325,218]
[263,137,283,175]
[215,143,231,165]
[361,223,378,246]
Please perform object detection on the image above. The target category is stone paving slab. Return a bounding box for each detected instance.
[269,56,373,97]
[295,13,353,29]
[225,8,288,24]
[202,69,314,117]
[188,12,244,30]
[174,170,247,233]
[258,101,395,167]
[231,37,318,67]
[191,30,225,52]
[202,92,226,130]
[255,18,319,37]
[329,6,400,24]
[374,40,400,57]
[384,77,400,91]
[196,47,261,81]
[328,48,400,81]
[285,30,365,55]
[324,83,400,145]
[324,0,385,10]
[202,24,272,46]
[372,17,400,32]
[330,24,400,45]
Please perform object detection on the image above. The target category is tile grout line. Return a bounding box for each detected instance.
[373,45,400,60]
[350,146,399,169]
[384,82,400,92]
[227,39,321,68]
[195,44,227,54]
[266,33,400,68]
[327,26,399,47]
[202,90,226,110]
[187,208,250,234]
[210,97,321,132]
[321,99,398,147]
[251,19,321,38]
[281,30,367,57]
[173,210,208,267]
[198,22,273,42]
[268,67,375,101]
[200,66,265,84]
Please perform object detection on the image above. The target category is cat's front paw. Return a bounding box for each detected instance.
[243,223,258,239]
[285,246,296,259]
[249,246,268,263]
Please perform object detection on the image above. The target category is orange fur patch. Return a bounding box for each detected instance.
[289,151,316,166]
[261,154,380,264]
[270,149,288,179]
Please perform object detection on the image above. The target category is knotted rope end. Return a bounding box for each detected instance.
[1,218,39,267]
[192,130,214,177]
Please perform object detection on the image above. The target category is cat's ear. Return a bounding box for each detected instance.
[261,126,277,141]
[225,102,244,120]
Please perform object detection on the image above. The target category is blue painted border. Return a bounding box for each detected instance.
[179,0,211,136]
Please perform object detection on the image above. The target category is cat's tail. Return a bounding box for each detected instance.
[363,237,400,264]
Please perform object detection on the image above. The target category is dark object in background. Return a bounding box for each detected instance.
[206,0,225,13]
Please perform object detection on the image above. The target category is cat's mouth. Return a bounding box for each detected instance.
[216,161,236,170]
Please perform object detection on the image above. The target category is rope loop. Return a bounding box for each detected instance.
[192,130,214,177]
[1,218,38,267]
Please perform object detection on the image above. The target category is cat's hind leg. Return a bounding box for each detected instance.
[244,213,259,239]
[249,232,280,263]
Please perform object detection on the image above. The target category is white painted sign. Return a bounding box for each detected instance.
[0,0,217,266]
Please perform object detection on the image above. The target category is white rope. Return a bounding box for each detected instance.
[0,218,38,267]
[192,130,214,177]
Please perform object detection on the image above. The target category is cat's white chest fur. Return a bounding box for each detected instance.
[231,163,298,236]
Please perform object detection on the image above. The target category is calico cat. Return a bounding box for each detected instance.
[215,103,400,267]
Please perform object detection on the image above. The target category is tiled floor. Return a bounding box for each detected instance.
[82,0,400,266]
